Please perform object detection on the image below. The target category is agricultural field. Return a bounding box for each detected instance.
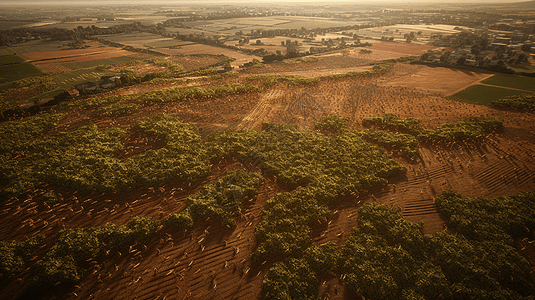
[446,84,527,106]
[0,55,25,65]
[446,73,535,106]
[184,16,367,35]
[352,24,474,44]
[1,3,535,300]
[0,62,43,83]
[1,66,535,300]
[99,32,193,49]
[159,44,261,67]
[481,74,535,93]
[378,64,493,95]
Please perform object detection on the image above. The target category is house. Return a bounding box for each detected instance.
[465,59,477,66]
[67,88,80,97]
[76,76,120,92]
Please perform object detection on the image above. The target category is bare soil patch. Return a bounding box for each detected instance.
[158,44,261,67]
[378,63,494,95]
[24,42,120,61]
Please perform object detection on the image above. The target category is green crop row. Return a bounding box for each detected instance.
[69,83,261,109]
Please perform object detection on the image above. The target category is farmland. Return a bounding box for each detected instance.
[1,2,535,300]
[0,62,43,83]
[447,84,528,106]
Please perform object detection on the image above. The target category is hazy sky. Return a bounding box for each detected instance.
[0,0,528,4]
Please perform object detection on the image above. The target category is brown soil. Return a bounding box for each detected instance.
[23,42,120,61]
[158,44,262,68]
[377,63,494,96]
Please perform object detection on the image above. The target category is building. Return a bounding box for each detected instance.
[67,88,80,97]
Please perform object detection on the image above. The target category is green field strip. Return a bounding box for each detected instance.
[446,84,526,106]
[481,74,535,92]
[0,62,43,83]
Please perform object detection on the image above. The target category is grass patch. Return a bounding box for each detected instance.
[0,55,25,66]
[0,48,17,56]
[446,84,525,106]
[482,74,535,92]
[0,63,43,83]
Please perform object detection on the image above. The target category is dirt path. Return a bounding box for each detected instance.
[446,74,496,96]
[378,64,494,96]
[236,88,284,129]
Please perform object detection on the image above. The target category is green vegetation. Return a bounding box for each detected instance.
[210,121,407,261]
[25,169,260,288]
[435,190,535,243]
[263,258,318,300]
[167,170,262,228]
[363,114,502,142]
[0,75,58,115]
[359,115,501,157]
[0,55,25,66]
[491,93,535,110]
[314,115,349,134]
[145,57,184,73]
[54,69,116,90]
[0,234,45,278]
[33,216,160,286]
[362,114,424,135]
[0,62,43,83]
[0,112,66,155]
[71,83,261,108]
[420,116,503,142]
[446,84,525,106]
[0,113,209,200]
[360,128,420,158]
[482,74,535,93]
[263,191,535,300]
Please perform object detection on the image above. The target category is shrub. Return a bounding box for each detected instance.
[0,234,45,278]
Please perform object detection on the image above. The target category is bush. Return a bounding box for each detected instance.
[167,170,263,228]
[263,258,318,300]
[0,234,45,278]
[33,216,160,287]
[491,93,535,110]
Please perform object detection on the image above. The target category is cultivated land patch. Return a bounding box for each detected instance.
[159,44,262,67]
[23,44,122,61]
[0,55,25,65]
[1,33,535,300]
[378,64,493,95]
[447,84,528,106]
[481,74,535,92]
[0,62,43,82]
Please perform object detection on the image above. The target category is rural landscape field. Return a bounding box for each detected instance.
[1,1,535,300]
